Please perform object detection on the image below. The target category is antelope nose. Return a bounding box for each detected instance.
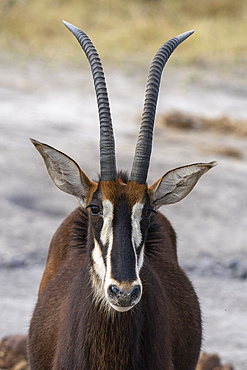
[107,285,141,307]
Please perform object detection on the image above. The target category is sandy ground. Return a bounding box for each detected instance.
[0,57,246,368]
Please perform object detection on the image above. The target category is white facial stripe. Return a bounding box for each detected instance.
[100,200,115,298]
[131,202,145,278]
[91,240,108,312]
[131,202,143,250]
[100,200,114,246]
[138,247,144,271]
[103,238,116,299]
[92,239,106,281]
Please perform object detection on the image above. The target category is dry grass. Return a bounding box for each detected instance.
[0,0,246,66]
[162,111,247,137]
[162,111,247,159]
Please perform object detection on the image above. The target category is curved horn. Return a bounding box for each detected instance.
[130,30,194,184]
[63,21,117,181]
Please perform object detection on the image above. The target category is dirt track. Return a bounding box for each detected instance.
[0,59,246,368]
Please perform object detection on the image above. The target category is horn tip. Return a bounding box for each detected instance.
[176,29,195,43]
[62,20,79,33]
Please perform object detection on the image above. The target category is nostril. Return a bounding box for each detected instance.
[130,286,141,302]
[107,284,141,308]
[108,285,120,298]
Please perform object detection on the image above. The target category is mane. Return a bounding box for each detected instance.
[117,171,129,184]
[69,207,88,250]
[145,212,178,263]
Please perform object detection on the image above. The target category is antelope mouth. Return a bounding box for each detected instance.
[109,302,136,313]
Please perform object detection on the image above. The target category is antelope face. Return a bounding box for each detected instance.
[88,179,152,312]
[31,139,215,312]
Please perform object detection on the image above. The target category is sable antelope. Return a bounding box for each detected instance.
[28,21,216,370]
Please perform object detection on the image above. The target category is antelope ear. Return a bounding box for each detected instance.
[30,139,95,206]
[149,162,217,209]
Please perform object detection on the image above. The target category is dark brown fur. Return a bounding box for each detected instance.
[28,204,201,369]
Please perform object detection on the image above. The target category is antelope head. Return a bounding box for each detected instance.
[31,22,216,312]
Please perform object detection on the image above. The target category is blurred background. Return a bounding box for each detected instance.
[0,1,247,369]
[1,0,247,65]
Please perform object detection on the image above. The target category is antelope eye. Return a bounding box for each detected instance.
[89,205,101,216]
[143,209,153,219]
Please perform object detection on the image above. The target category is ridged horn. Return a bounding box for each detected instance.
[130,30,194,184]
[63,21,117,181]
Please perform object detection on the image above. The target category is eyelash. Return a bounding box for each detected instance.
[87,204,102,216]
[142,209,156,220]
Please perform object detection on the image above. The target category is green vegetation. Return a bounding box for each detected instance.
[0,0,246,66]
